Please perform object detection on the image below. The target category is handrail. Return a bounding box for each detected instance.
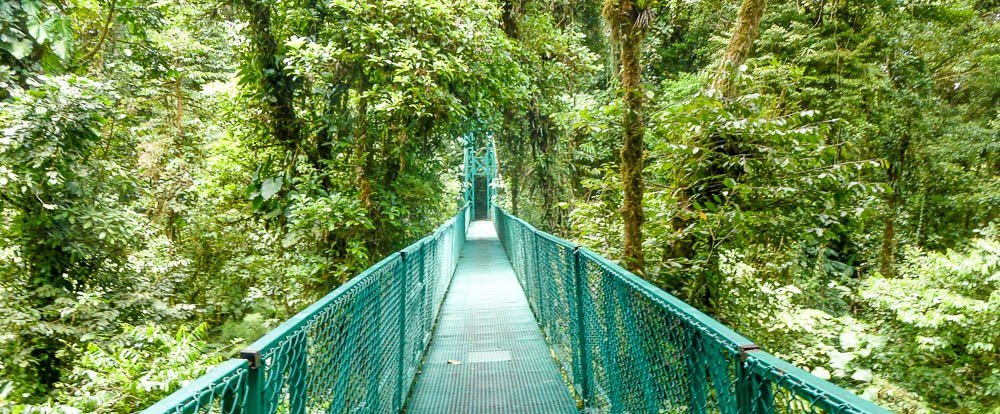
[142,204,470,414]
[492,203,892,414]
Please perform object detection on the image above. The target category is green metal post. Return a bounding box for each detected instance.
[239,350,264,414]
[686,333,709,414]
[572,247,591,406]
[533,231,545,332]
[419,241,429,343]
[396,252,409,411]
[735,348,774,414]
[736,349,750,414]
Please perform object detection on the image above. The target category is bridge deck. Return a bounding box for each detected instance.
[406,221,578,413]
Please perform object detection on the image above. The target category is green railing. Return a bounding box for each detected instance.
[141,359,249,414]
[493,204,892,414]
[143,205,470,414]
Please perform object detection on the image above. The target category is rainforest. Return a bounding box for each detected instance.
[0,0,997,413]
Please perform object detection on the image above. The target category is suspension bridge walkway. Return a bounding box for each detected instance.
[143,137,891,414]
[406,221,577,413]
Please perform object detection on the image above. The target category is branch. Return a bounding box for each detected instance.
[78,0,117,68]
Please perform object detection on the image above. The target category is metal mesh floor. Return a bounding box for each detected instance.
[405,221,579,413]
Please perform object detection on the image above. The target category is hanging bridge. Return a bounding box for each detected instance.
[142,136,891,414]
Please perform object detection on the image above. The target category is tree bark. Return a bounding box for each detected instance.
[240,0,301,150]
[711,0,768,98]
[666,0,768,308]
[879,132,909,277]
[879,210,896,276]
[603,0,650,274]
[77,0,117,68]
[501,0,520,39]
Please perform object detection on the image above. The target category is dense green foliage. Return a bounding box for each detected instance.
[1,0,513,411]
[499,1,998,413]
[0,0,996,412]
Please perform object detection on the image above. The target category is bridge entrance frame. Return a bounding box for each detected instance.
[462,133,497,220]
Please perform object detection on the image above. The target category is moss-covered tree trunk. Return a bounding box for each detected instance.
[501,0,520,39]
[239,0,301,150]
[880,132,909,277]
[668,0,768,314]
[711,0,768,98]
[603,0,651,274]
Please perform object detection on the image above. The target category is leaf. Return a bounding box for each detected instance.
[7,40,33,60]
[723,177,736,189]
[260,177,283,200]
[851,369,873,382]
[50,38,71,60]
[264,207,283,219]
[281,232,301,248]
[53,17,73,40]
[840,331,859,349]
[48,18,73,60]
[828,351,854,370]
[27,17,47,43]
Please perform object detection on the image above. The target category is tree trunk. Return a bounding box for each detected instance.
[18,204,74,393]
[603,0,650,274]
[501,0,520,39]
[240,0,301,150]
[620,35,645,273]
[711,0,768,98]
[879,209,896,277]
[667,0,768,308]
[879,132,909,277]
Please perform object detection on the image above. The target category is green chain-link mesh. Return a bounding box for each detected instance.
[141,360,249,414]
[143,206,469,414]
[493,204,892,414]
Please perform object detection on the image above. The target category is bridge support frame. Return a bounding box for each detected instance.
[463,134,497,220]
[239,349,264,414]
[572,246,592,406]
[736,344,774,414]
[395,251,410,411]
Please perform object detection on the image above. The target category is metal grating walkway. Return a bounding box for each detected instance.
[406,221,579,413]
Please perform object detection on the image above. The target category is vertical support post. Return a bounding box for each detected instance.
[736,346,773,414]
[572,247,591,406]
[685,331,709,414]
[396,252,409,411]
[239,349,264,414]
[533,231,545,330]
[736,354,751,414]
[526,227,531,278]
[419,242,429,343]
[469,171,476,220]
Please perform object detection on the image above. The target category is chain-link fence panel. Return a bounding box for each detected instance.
[493,204,891,414]
[144,206,469,414]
